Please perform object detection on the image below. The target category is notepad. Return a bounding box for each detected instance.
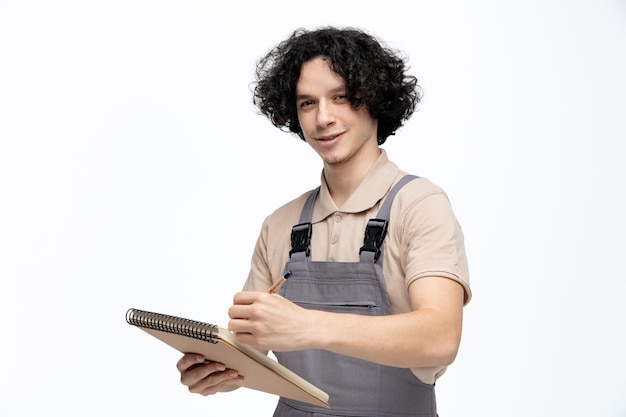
[126,308,330,408]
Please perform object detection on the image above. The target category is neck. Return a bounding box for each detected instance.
[323,148,381,208]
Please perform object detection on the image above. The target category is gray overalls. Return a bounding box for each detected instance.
[273,175,438,417]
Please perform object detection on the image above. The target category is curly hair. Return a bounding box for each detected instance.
[252,26,422,145]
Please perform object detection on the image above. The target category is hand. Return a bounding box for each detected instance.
[176,353,243,396]
[228,291,315,352]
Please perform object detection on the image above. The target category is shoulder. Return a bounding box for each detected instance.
[260,188,317,234]
[388,176,461,253]
[391,176,452,215]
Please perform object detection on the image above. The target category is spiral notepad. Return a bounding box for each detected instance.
[126,308,220,344]
[126,308,330,409]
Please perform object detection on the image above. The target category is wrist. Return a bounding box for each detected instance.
[304,309,334,351]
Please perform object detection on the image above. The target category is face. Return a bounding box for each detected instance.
[295,57,379,168]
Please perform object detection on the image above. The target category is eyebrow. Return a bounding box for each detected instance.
[296,85,346,101]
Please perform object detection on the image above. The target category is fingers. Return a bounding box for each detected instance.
[229,291,276,320]
[176,353,205,373]
[177,353,243,396]
[232,291,263,305]
[228,292,263,322]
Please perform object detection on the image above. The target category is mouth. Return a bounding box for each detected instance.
[315,131,344,142]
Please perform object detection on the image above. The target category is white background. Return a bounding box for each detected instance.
[1,1,625,416]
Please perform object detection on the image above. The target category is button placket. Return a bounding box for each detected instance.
[328,212,342,259]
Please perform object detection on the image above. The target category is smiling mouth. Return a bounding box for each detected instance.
[316,132,343,141]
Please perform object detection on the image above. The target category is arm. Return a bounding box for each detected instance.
[228,275,464,368]
[317,276,464,367]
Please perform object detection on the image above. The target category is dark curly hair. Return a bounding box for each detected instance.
[252,26,422,145]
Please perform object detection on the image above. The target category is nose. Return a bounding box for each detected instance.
[316,99,336,127]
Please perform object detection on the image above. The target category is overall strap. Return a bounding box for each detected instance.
[298,187,319,224]
[289,187,319,261]
[359,175,420,264]
[289,175,419,262]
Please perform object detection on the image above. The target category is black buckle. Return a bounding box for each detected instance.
[289,222,312,258]
[359,219,388,262]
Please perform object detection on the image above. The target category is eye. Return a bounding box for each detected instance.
[299,99,315,108]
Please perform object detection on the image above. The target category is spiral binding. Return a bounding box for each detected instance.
[126,308,219,344]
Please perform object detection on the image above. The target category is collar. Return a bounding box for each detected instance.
[312,149,402,223]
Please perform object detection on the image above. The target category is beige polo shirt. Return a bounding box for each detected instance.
[243,149,471,384]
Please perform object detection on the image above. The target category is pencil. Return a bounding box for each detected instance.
[267,270,292,294]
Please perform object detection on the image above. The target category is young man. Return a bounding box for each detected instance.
[177,27,471,416]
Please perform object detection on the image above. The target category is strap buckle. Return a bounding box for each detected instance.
[359,219,388,262]
[289,222,312,258]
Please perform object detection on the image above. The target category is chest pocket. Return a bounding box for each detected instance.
[281,260,388,314]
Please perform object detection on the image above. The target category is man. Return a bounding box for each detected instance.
[177,26,471,416]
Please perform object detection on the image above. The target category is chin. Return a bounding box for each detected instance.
[323,154,352,165]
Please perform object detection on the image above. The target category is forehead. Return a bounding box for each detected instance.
[296,57,345,94]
